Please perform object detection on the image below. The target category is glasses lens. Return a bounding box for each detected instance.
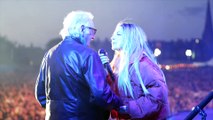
[82,25,96,35]
[88,27,97,35]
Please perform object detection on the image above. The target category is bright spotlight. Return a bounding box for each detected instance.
[165,65,170,70]
[154,48,161,57]
[185,49,192,57]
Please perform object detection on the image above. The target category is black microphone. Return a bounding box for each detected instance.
[98,49,115,81]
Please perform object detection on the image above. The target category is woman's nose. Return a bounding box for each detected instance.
[111,36,114,41]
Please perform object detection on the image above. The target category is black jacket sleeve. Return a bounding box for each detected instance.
[83,52,122,110]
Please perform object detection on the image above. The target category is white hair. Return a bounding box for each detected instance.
[59,10,94,39]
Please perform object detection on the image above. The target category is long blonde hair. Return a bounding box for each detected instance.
[111,21,163,98]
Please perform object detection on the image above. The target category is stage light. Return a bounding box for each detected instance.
[154,48,161,57]
[185,49,192,57]
[195,39,200,44]
[165,65,170,70]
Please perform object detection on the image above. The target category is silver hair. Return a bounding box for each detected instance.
[59,10,94,39]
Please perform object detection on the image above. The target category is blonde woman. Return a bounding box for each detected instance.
[100,21,170,120]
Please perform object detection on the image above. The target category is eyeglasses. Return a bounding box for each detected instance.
[81,25,97,35]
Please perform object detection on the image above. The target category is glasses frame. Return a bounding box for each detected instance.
[81,25,97,35]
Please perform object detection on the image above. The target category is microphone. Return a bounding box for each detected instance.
[98,49,115,81]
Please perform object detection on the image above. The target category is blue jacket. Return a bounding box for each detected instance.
[35,37,122,120]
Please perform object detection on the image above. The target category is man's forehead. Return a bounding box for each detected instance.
[85,20,95,28]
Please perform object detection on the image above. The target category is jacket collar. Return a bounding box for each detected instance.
[64,36,82,44]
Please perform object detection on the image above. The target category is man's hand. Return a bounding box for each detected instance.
[98,53,110,65]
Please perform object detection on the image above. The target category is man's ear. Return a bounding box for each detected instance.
[81,25,85,32]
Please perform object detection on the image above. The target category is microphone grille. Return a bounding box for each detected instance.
[98,49,107,55]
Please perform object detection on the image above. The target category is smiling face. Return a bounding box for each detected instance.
[111,25,124,51]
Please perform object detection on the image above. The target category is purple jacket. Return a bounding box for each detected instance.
[35,37,122,120]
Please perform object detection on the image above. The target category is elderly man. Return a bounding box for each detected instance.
[35,11,122,120]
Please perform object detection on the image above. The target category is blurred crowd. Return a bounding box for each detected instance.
[165,66,213,114]
[0,66,213,119]
[0,73,45,120]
